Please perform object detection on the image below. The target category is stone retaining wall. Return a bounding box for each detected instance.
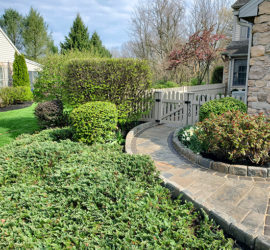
[248,0,270,116]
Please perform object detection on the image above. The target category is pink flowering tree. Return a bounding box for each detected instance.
[168,28,225,85]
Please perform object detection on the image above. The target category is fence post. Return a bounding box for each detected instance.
[154,91,163,124]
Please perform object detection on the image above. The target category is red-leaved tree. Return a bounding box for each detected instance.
[168,27,225,85]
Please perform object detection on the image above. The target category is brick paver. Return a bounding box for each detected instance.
[131,124,270,247]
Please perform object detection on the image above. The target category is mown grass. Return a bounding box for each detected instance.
[0,104,39,146]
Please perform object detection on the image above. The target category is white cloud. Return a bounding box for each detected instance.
[0,0,139,49]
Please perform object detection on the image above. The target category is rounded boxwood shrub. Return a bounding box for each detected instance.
[35,100,65,128]
[70,101,118,144]
[199,97,247,121]
[196,111,270,165]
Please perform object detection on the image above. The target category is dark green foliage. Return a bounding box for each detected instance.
[211,66,224,84]
[0,9,23,50]
[65,58,152,122]
[12,52,30,87]
[34,100,66,128]
[0,86,32,107]
[152,80,179,89]
[70,102,118,144]
[199,97,247,121]
[197,111,270,165]
[22,7,51,59]
[60,14,91,53]
[0,129,234,248]
[90,32,111,58]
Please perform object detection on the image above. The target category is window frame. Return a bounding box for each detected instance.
[232,58,248,88]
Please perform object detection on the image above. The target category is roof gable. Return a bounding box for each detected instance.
[232,0,251,9]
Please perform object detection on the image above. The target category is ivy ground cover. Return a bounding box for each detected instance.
[0,128,234,249]
[0,104,39,146]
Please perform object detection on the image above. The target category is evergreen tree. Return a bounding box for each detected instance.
[22,7,50,60]
[12,52,30,87]
[0,9,23,50]
[60,14,91,53]
[90,32,111,58]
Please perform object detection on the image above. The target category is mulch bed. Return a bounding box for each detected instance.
[0,102,33,113]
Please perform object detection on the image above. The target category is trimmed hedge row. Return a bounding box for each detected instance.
[0,129,234,248]
[70,101,118,144]
[64,58,152,122]
[0,86,33,107]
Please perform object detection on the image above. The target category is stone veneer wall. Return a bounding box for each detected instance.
[248,0,270,116]
[222,59,230,95]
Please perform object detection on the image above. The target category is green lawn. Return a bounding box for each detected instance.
[0,104,39,147]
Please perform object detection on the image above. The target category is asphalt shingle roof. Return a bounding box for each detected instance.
[223,40,249,57]
[232,0,251,9]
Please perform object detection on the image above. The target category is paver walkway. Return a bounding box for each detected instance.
[131,124,270,248]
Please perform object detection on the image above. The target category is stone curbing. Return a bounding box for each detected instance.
[125,121,157,154]
[172,128,270,178]
[126,123,270,249]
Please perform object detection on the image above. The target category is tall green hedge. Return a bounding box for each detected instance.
[12,52,30,87]
[64,58,152,122]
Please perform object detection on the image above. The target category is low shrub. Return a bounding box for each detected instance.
[70,101,118,144]
[0,86,33,107]
[211,66,224,84]
[34,100,66,128]
[65,58,152,122]
[196,111,270,165]
[152,80,179,89]
[178,126,204,154]
[0,129,234,248]
[199,97,247,121]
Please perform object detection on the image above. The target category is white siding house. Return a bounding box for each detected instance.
[0,27,42,89]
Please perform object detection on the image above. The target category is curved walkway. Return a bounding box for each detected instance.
[131,123,270,249]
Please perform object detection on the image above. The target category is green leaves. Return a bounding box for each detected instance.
[199,97,247,122]
[70,101,118,144]
[0,128,234,248]
[12,52,30,88]
[197,111,270,165]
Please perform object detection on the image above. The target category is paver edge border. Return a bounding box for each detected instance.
[125,122,270,249]
[125,121,157,154]
[172,128,270,178]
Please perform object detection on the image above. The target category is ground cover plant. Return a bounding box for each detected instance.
[0,128,234,249]
[0,104,39,146]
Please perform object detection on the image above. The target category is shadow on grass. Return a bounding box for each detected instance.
[0,116,40,146]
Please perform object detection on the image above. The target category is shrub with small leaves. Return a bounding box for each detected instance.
[34,100,66,128]
[0,86,33,107]
[0,129,234,249]
[196,111,270,165]
[70,101,118,144]
[199,97,247,121]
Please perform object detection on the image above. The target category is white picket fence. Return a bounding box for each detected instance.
[140,91,245,126]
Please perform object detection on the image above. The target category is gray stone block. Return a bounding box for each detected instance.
[229,223,256,249]
[211,162,229,174]
[255,236,270,250]
[229,165,248,176]
[209,209,233,234]
[248,166,267,178]
[197,155,213,169]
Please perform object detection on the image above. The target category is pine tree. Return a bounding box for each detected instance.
[60,14,91,53]
[12,52,30,87]
[90,32,111,58]
[0,9,23,50]
[22,7,50,60]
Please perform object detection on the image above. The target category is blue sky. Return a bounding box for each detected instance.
[0,0,141,49]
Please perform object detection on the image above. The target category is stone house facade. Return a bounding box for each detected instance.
[223,0,270,116]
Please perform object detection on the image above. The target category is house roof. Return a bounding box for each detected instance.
[223,40,249,57]
[232,0,251,9]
